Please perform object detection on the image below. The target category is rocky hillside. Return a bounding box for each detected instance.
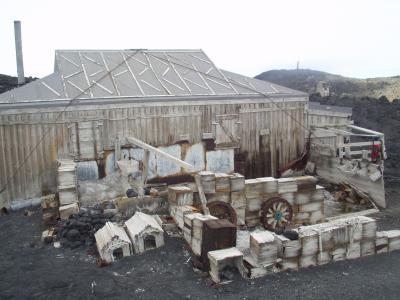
[256,69,400,101]
[0,74,36,94]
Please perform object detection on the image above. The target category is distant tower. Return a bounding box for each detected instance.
[296,61,299,70]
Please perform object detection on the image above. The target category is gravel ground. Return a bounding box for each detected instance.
[0,181,399,300]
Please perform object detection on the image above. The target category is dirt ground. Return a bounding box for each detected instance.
[0,180,399,300]
[1,97,400,299]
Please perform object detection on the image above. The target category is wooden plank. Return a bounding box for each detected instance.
[338,141,381,148]
[194,174,210,215]
[126,136,194,170]
[347,125,384,137]
[142,149,150,188]
[326,208,379,221]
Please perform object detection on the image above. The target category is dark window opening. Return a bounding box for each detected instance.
[144,235,156,250]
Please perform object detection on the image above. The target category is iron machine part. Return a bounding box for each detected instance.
[207,201,238,225]
[260,197,293,231]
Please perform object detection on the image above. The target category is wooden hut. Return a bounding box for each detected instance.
[0,49,307,208]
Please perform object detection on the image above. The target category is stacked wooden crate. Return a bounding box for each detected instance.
[168,186,194,206]
[169,205,197,229]
[292,176,324,226]
[208,247,245,283]
[375,231,389,253]
[296,215,378,268]
[168,185,196,229]
[57,159,79,220]
[184,213,217,256]
[275,234,301,270]
[375,230,400,253]
[244,179,264,227]
[387,230,400,252]
[230,173,246,226]
[214,173,231,203]
[249,231,278,265]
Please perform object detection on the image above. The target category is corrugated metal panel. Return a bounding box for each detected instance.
[0,50,307,104]
[0,98,306,206]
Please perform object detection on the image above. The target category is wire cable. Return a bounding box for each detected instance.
[0,50,142,195]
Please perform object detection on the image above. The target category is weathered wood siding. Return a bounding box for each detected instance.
[0,97,307,206]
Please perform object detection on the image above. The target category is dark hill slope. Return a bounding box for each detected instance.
[0,74,36,94]
[255,69,400,101]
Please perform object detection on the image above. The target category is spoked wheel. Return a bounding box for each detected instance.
[260,197,293,231]
[207,201,237,225]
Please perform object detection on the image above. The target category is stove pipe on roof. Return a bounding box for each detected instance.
[14,20,25,85]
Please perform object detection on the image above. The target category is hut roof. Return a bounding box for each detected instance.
[125,212,163,238]
[94,221,131,251]
[0,49,306,106]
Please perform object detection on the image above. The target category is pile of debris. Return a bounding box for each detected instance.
[43,205,121,249]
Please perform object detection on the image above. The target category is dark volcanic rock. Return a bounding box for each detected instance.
[66,229,81,242]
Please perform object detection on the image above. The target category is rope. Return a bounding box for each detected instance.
[0,50,143,196]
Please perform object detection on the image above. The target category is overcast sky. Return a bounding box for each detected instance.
[1,0,399,79]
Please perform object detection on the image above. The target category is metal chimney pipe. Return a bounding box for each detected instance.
[14,20,25,85]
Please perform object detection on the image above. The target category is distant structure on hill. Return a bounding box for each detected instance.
[316,81,330,97]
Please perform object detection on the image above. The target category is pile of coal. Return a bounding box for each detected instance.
[56,205,122,249]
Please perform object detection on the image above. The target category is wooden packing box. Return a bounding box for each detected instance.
[311,186,325,202]
[386,230,400,252]
[168,186,193,206]
[198,171,216,194]
[244,255,281,278]
[246,197,263,212]
[275,235,301,259]
[250,231,278,265]
[230,173,245,192]
[201,219,237,270]
[299,254,317,268]
[280,192,294,206]
[280,257,299,271]
[244,179,263,198]
[346,242,361,259]
[375,231,388,253]
[294,192,312,205]
[298,201,324,213]
[59,202,79,220]
[192,214,217,240]
[256,177,278,194]
[215,173,231,192]
[317,251,332,265]
[361,240,376,256]
[296,176,317,192]
[277,177,298,194]
[298,228,319,256]
[231,192,246,207]
[208,247,245,283]
[331,247,347,261]
[58,189,78,206]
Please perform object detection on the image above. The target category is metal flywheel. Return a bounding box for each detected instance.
[260,197,293,231]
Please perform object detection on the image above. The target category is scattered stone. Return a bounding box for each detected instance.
[24,209,34,216]
[66,229,80,242]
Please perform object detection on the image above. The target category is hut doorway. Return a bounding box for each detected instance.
[144,235,156,250]
[112,248,124,260]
